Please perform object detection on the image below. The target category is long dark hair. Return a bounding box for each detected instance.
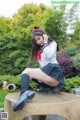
[31,26,46,60]
[31,26,59,60]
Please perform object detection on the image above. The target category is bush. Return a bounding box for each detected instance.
[66,45,80,57]
[0,75,38,90]
[57,50,74,78]
[72,54,80,75]
[0,75,80,93]
[65,45,80,76]
[63,76,80,93]
[65,46,77,57]
[0,75,21,89]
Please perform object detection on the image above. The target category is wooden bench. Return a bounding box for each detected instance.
[4,92,80,120]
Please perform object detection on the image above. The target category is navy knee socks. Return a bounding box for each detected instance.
[21,73,30,95]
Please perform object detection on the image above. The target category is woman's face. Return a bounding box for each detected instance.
[34,35,44,46]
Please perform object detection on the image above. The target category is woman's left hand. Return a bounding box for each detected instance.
[43,34,48,44]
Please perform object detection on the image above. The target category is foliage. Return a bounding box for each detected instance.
[65,5,79,30]
[65,45,80,76]
[0,75,38,90]
[0,89,8,107]
[0,24,35,75]
[0,3,79,75]
[0,3,49,75]
[29,80,39,91]
[63,76,80,93]
[0,17,12,35]
[45,5,67,47]
[57,50,74,78]
[73,21,80,41]
[0,75,80,94]
[45,4,79,48]
[0,75,21,88]
[65,45,79,57]
[72,54,80,70]
[0,89,20,107]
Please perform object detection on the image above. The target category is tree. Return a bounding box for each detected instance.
[0,3,79,75]
[73,21,80,42]
[0,3,48,75]
[44,5,68,48]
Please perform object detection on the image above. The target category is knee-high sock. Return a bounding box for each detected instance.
[21,73,30,94]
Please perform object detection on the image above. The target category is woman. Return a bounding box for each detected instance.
[13,26,64,111]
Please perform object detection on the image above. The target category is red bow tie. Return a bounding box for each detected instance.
[36,50,43,63]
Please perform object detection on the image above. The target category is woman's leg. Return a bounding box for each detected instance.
[13,68,60,111]
[20,73,30,94]
[22,68,59,87]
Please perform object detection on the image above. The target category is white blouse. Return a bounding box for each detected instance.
[39,41,58,67]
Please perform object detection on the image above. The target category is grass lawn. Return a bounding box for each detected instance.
[0,89,20,108]
[0,89,8,108]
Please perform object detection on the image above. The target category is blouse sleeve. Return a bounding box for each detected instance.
[43,41,57,59]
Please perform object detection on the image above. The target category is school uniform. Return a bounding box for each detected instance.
[13,41,64,111]
[33,41,64,92]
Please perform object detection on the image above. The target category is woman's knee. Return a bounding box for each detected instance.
[22,68,32,75]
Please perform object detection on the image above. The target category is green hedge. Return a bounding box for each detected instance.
[0,75,21,88]
[0,74,38,91]
[0,75,80,92]
[65,45,80,69]
[63,76,80,92]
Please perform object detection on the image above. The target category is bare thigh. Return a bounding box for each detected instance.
[22,68,59,87]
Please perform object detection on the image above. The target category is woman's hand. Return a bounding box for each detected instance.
[43,34,48,44]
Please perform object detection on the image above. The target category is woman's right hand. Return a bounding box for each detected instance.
[43,34,48,44]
